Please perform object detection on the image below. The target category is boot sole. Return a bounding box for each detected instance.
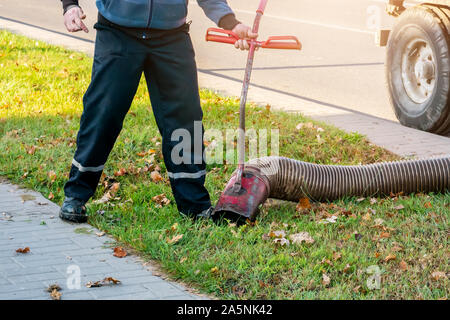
[59,210,88,223]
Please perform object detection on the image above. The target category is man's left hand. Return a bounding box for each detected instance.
[232,24,258,50]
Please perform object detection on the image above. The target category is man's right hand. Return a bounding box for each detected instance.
[64,6,89,33]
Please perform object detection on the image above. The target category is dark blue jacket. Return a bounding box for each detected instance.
[95,0,234,29]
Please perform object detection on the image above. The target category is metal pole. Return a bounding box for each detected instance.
[234,0,268,192]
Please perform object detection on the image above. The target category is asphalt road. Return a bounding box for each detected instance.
[0,0,402,120]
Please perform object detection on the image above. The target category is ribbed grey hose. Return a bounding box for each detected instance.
[247,156,450,202]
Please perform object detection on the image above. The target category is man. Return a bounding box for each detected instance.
[59,0,256,223]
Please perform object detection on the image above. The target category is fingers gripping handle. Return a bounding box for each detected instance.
[206,28,301,50]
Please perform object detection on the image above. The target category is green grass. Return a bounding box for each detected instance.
[1,30,448,300]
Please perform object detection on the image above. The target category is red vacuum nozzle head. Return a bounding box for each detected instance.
[212,167,270,223]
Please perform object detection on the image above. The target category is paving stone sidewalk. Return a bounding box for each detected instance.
[0,182,205,300]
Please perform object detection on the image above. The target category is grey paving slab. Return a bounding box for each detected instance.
[0,182,205,300]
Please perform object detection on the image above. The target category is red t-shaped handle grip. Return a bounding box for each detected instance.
[205,28,301,50]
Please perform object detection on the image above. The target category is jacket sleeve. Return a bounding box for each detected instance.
[61,0,79,14]
[197,0,240,30]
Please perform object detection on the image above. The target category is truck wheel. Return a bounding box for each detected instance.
[386,6,450,135]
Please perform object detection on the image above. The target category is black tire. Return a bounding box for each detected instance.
[386,5,450,135]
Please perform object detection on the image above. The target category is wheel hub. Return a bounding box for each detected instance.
[401,39,436,105]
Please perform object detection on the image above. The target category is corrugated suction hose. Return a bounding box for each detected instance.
[213,156,449,222]
[247,156,450,202]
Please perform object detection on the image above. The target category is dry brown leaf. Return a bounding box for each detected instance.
[343,264,351,273]
[180,257,187,264]
[16,247,30,254]
[431,271,447,281]
[379,232,391,239]
[47,170,57,183]
[114,168,127,177]
[86,277,121,288]
[150,171,164,183]
[50,289,61,300]
[393,205,405,210]
[384,254,396,263]
[322,273,331,286]
[289,232,315,245]
[296,197,311,212]
[94,182,120,204]
[269,230,286,239]
[167,234,183,244]
[113,246,127,258]
[333,252,342,261]
[27,145,37,155]
[399,260,408,271]
[424,202,432,209]
[48,192,54,200]
[152,193,171,208]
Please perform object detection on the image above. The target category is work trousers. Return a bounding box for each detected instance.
[64,20,211,215]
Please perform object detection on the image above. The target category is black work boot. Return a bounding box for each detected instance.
[180,206,214,221]
[59,197,88,223]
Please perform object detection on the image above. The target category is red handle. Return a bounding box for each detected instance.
[206,28,301,51]
[261,36,302,50]
[206,28,239,45]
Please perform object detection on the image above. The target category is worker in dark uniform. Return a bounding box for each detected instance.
[59,0,256,223]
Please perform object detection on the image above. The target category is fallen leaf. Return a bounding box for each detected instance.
[322,273,331,286]
[113,246,127,258]
[46,284,62,300]
[210,267,219,273]
[273,238,290,246]
[47,170,57,183]
[232,285,245,297]
[86,277,121,288]
[167,234,183,244]
[94,182,120,204]
[384,254,396,263]
[319,215,338,224]
[26,145,37,155]
[379,232,391,239]
[269,230,286,238]
[16,247,30,254]
[333,252,342,261]
[296,197,311,212]
[289,232,315,244]
[114,168,127,177]
[393,205,405,210]
[50,289,61,300]
[373,218,384,226]
[180,257,187,264]
[150,171,164,183]
[431,271,447,281]
[48,192,54,200]
[152,193,171,208]
[343,264,351,273]
[399,260,408,271]
[362,213,372,222]
[424,202,432,209]
[46,284,61,292]
[95,231,105,237]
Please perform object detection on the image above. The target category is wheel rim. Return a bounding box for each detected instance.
[401,38,436,106]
